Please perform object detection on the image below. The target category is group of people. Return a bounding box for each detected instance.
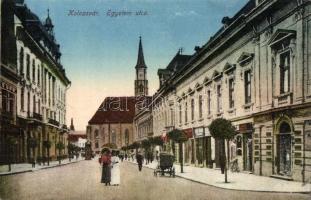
[99,149,120,186]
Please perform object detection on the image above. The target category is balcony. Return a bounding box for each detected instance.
[32,112,43,121]
[48,118,60,126]
[1,111,14,123]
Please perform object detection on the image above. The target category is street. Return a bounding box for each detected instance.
[0,159,309,200]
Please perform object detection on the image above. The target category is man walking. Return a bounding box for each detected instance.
[136,153,144,171]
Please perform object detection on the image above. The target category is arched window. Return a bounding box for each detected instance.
[139,84,144,92]
[280,122,291,134]
[125,129,129,145]
[94,129,99,138]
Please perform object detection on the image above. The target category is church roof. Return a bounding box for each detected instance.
[88,97,138,124]
[135,36,147,69]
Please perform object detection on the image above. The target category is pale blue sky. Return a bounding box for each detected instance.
[26,0,248,130]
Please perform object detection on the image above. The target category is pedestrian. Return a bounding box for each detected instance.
[136,152,144,171]
[125,153,128,160]
[100,148,111,186]
[156,151,159,162]
[111,150,120,186]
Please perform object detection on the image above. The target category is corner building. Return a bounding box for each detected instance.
[152,0,311,182]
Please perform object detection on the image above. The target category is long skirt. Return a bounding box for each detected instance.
[111,165,120,185]
[101,164,111,183]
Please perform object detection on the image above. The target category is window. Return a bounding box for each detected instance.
[179,104,182,124]
[217,85,222,112]
[21,88,24,111]
[33,95,36,113]
[19,47,24,76]
[207,90,211,115]
[191,98,195,121]
[37,66,40,85]
[95,130,99,138]
[32,59,36,82]
[112,130,116,144]
[95,141,99,149]
[26,54,30,79]
[2,90,14,113]
[185,101,188,123]
[229,79,235,108]
[27,92,30,117]
[244,71,251,104]
[38,100,41,114]
[125,129,129,144]
[199,95,203,119]
[280,51,290,94]
[170,108,174,125]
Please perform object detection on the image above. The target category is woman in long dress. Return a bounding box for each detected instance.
[101,149,111,186]
[110,151,120,186]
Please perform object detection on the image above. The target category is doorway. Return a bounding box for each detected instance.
[277,122,292,176]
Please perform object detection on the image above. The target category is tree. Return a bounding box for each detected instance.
[209,118,236,183]
[28,138,38,168]
[151,136,164,146]
[6,136,18,171]
[132,141,141,154]
[56,142,65,164]
[167,129,188,173]
[67,143,75,162]
[43,140,52,166]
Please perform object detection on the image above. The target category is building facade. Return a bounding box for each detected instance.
[87,97,136,153]
[152,0,311,182]
[1,0,71,166]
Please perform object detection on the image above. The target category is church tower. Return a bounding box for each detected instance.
[134,36,148,96]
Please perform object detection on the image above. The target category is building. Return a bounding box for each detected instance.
[152,0,311,182]
[1,0,71,166]
[68,118,87,149]
[87,97,136,153]
[0,0,20,166]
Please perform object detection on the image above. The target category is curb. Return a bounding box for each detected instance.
[126,161,311,194]
[0,160,84,176]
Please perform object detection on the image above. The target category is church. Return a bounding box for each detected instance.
[87,37,150,153]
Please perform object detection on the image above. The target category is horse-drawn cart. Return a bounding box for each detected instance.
[154,153,175,177]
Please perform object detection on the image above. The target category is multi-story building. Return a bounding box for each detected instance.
[0,0,20,166]
[0,0,71,166]
[152,0,311,182]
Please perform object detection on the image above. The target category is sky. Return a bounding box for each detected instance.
[25,0,248,131]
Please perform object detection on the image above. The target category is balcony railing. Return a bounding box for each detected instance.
[32,112,43,121]
[48,118,59,126]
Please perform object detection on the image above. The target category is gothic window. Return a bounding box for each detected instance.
[112,130,116,144]
[229,79,235,108]
[199,95,203,119]
[95,129,99,138]
[139,84,144,92]
[280,51,290,94]
[19,47,24,76]
[217,85,222,112]
[244,71,251,104]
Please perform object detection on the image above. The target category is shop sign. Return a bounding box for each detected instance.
[204,127,211,136]
[238,123,253,133]
[194,127,204,138]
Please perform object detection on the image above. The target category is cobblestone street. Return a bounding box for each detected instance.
[0,159,309,200]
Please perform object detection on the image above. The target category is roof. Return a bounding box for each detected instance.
[88,96,139,124]
[135,36,147,69]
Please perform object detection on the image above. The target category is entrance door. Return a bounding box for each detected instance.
[278,122,292,176]
[243,133,253,171]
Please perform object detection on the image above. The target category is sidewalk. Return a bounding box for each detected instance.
[0,158,85,176]
[126,159,311,193]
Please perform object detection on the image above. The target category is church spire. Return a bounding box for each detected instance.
[70,118,75,131]
[135,36,147,69]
